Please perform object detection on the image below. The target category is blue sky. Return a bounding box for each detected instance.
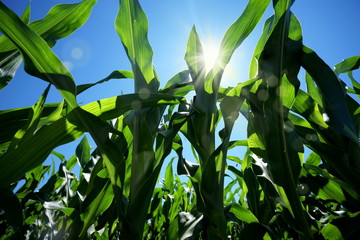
[1,0,360,185]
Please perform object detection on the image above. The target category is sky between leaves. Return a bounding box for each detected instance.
[1,0,360,182]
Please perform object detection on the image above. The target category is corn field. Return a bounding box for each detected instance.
[1,0,360,239]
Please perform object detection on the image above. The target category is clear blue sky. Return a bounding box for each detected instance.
[1,0,360,183]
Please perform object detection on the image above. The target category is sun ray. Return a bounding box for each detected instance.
[202,41,220,73]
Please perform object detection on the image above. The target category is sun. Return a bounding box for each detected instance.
[202,41,220,73]
[201,38,245,88]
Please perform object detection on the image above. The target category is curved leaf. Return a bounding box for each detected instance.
[115,0,158,91]
[0,0,97,90]
[77,70,134,95]
[0,2,77,108]
[0,2,29,90]
[334,56,360,76]
[301,46,358,143]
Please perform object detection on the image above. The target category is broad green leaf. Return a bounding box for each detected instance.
[302,46,358,143]
[217,0,271,70]
[220,77,259,139]
[0,51,22,91]
[0,2,30,90]
[305,152,321,166]
[347,71,360,104]
[292,89,328,129]
[200,0,270,110]
[164,158,174,191]
[184,26,206,92]
[0,103,60,144]
[7,84,50,152]
[249,16,274,79]
[281,74,296,109]
[204,0,271,96]
[244,168,261,217]
[334,56,360,76]
[115,0,158,91]
[79,181,114,238]
[168,212,203,240]
[304,163,359,202]
[0,2,77,108]
[229,203,259,223]
[321,223,343,240]
[28,0,97,46]
[0,0,97,90]
[160,70,193,97]
[76,135,91,169]
[305,72,323,107]
[289,113,360,195]
[38,100,65,126]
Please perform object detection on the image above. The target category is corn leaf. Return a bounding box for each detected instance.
[77,70,134,95]
[184,26,206,93]
[0,1,30,90]
[0,2,77,108]
[334,56,360,76]
[115,0,158,91]
[0,0,97,90]
[7,84,50,152]
[229,203,259,223]
[0,103,61,144]
[76,135,91,170]
[79,181,114,238]
[301,46,358,143]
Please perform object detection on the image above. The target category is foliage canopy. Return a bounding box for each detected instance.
[0,0,360,239]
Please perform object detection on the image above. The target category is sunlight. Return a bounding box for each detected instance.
[201,39,246,88]
[202,41,220,73]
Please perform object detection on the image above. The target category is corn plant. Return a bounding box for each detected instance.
[1,0,360,239]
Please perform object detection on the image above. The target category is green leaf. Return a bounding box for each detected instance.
[79,181,114,238]
[321,223,343,240]
[77,70,134,95]
[0,1,30,90]
[305,72,323,107]
[28,0,97,45]
[292,89,328,129]
[302,46,358,143]
[164,158,175,192]
[115,0,158,91]
[168,212,203,240]
[348,71,360,99]
[160,70,193,97]
[0,2,77,108]
[217,0,271,70]
[184,26,206,92]
[76,135,91,169]
[229,203,259,223]
[334,56,360,76]
[0,103,60,144]
[249,16,274,79]
[0,0,97,90]
[7,84,51,152]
